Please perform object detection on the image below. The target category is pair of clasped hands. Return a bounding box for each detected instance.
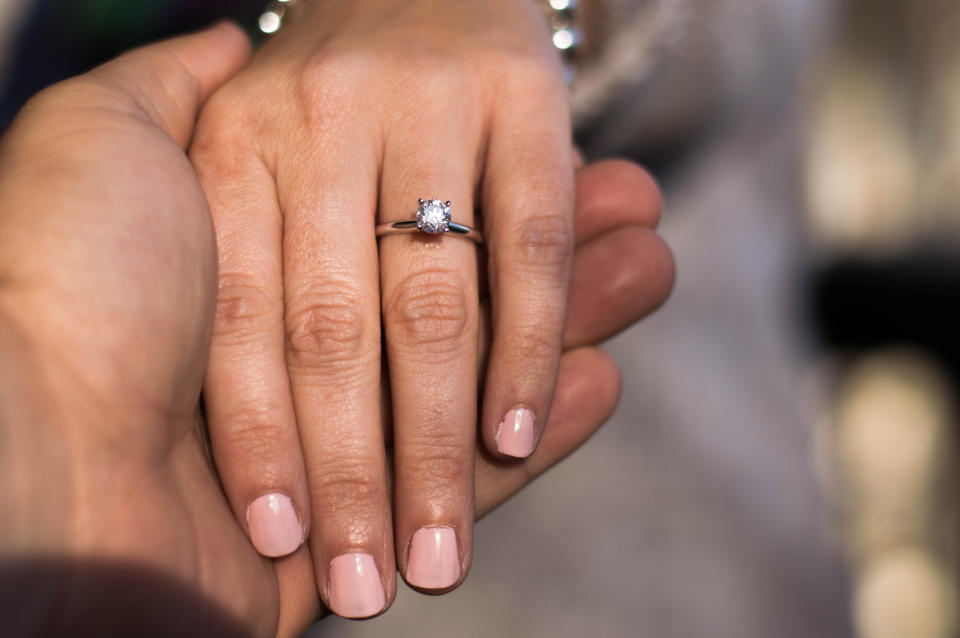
[0,3,672,636]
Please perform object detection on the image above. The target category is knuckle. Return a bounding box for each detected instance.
[285,284,376,371]
[511,54,556,82]
[218,406,290,465]
[404,432,472,487]
[192,87,256,153]
[308,460,385,512]
[385,270,472,354]
[213,274,277,344]
[505,325,562,365]
[387,56,482,127]
[499,53,564,97]
[294,50,371,127]
[509,214,573,272]
[392,39,471,81]
[410,56,475,96]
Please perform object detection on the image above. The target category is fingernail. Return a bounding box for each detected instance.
[328,553,386,619]
[406,526,460,590]
[246,493,303,558]
[496,407,536,458]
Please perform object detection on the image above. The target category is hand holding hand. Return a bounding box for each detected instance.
[0,22,673,635]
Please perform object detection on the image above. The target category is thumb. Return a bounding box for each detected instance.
[87,21,251,148]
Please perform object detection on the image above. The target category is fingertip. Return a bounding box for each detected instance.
[208,19,253,49]
[473,347,622,518]
[574,159,663,243]
[565,226,675,347]
[404,526,464,592]
[628,230,676,316]
[211,20,254,65]
[610,228,675,315]
[652,233,677,308]
[494,406,537,459]
[327,553,388,619]
[562,348,621,418]
[572,146,586,169]
[246,492,306,558]
[585,349,622,425]
[583,159,661,206]
[85,20,252,147]
[171,20,252,105]
[523,347,620,472]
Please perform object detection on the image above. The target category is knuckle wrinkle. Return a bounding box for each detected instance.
[512,214,572,270]
[386,271,471,353]
[286,289,371,368]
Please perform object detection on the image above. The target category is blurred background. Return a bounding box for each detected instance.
[3,0,960,636]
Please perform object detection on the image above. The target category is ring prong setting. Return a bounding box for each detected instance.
[416,198,452,234]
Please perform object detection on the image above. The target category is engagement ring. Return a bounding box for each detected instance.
[375,198,483,244]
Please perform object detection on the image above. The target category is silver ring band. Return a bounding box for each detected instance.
[375,198,483,244]
[375,220,484,243]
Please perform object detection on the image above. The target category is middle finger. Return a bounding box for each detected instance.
[279,127,393,618]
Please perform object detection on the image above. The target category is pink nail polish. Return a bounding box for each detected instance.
[496,407,536,458]
[328,553,386,619]
[406,526,460,590]
[246,493,303,558]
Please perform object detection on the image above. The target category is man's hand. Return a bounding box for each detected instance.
[0,22,281,636]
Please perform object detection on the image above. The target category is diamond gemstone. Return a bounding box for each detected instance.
[416,199,451,234]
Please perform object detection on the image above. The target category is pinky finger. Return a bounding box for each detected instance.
[474,346,621,517]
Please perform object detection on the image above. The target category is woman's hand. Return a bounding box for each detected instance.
[0,21,672,635]
[190,0,578,611]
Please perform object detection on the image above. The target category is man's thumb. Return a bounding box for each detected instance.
[88,22,251,148]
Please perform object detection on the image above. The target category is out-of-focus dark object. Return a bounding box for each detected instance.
[0,0,265,131]
[812,252,960,369]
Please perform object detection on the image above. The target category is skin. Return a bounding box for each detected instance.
[0,23,673,637]
[190,0,584,606]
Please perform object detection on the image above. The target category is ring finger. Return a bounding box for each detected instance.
[378,102,482,593]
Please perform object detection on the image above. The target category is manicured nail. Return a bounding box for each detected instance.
[496,407,536,458]
[246,493,302,558]
[328,553,386,619]
[406,526,460,590]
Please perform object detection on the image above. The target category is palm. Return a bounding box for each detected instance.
[0,80,286,634]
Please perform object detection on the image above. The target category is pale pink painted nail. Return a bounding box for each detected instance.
[328,553,386,619]
[246,493,302,558]
[496,407,536,458]
[406,526,460,590]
